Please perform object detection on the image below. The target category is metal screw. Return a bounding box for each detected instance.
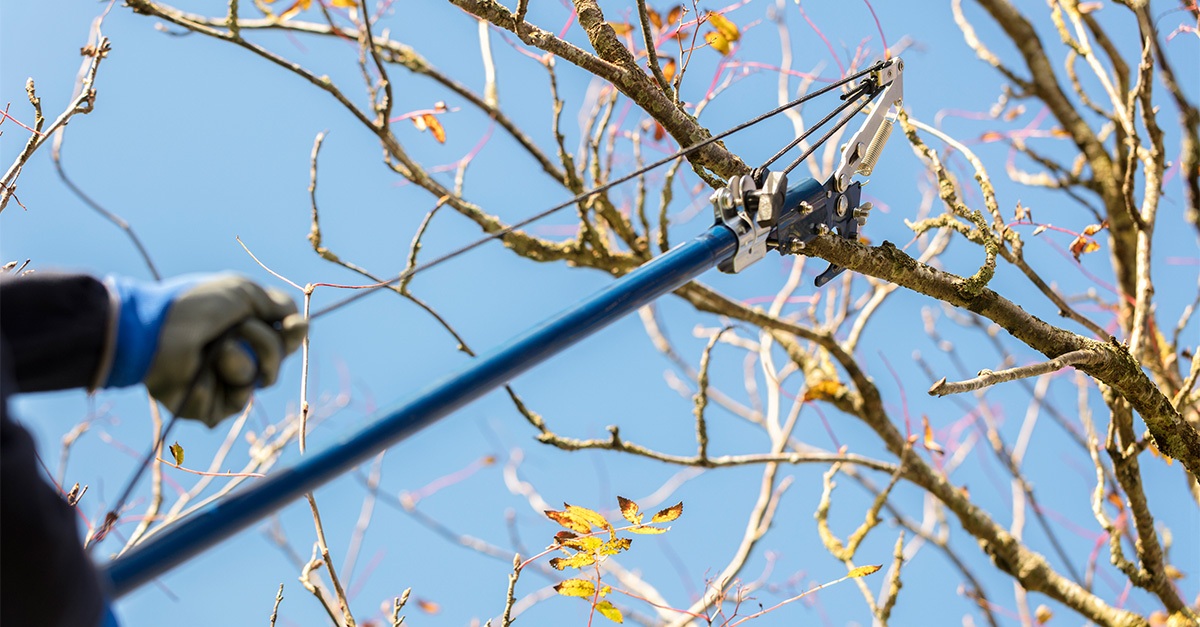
[836,195,848,217]
[798,201,813,216]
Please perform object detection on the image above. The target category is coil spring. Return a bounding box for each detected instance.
[856,118,894,176]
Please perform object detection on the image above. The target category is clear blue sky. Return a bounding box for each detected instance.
[2,1,1197,625]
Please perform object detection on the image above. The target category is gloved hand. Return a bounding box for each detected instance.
[102,274,307,427]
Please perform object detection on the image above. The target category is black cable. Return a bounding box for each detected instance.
[310,60,887,321]
[781,82,886,176]
[757,79,873,172]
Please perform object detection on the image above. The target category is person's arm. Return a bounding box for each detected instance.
[0,273,112,392]
[0,272,307,426]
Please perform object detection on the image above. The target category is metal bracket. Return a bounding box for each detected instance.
[831,58,904,193]
[712,171,788,273]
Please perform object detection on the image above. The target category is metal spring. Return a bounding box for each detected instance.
[856,118,894,176]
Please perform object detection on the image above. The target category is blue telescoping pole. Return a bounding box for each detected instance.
[103,222,739,597]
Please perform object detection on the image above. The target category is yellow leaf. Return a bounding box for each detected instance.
[330,0,357,6]
[546,508,593,534]
[1069,235,1100,261]
[561,536,604,552]
[705,31,731,55]
[707,12,739,42]
[802,380,844,402]
[416,598,440,614]
[666,5,685,27]
[647,8,662,29]
[550,553,597,570]
[1082,221,1107,236]
[650,501,683,523]
[1032,225,1048,236]
[595,600,624,623]
[1035,604,1053,624]
[607,21,633,36]
[566,504,613,533]
[979,131,1005,143]
[630,525,668,535]
[617,496,642,524]
[600,538,632,555]
[168,441,184,466]
[1003,105,1026,121]
[923,415,944,455]
[421,113,446,144]
[661,58,677,86]
[1165,564,1185,580]
[279,0,311,21]
[1050,128,1072,138]
[555,579,610,598]
[847,564,882,578]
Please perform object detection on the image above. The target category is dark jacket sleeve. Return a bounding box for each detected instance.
[0,272,112,391]
[1,273,110,627]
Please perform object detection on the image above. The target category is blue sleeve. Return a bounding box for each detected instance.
[103,275,206,388]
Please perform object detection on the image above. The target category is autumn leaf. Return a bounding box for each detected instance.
[707,12,740,42]
[653,122,666,142]
[650,501,683,523]
[595,600,624,623]
[1035,604,1053,624]
[647,8,662,29]
[705,31,732,55]
[661,58,677,85]
[168,441,184,466]
[979,131,1005,143]
[1081,220,1108,236]
[561,536,604,552]
[600,538,632,555]
[279,0,311,21]
[418,113,446,143]
[554,530,579,544]
[546,508,593,534]
[847,564,882,578]
[550,552,597,570]
[1032,225,1048,236]
[416,598,440,614]
[1050,128,1072,138]
[1165,564,1185,580]
[666,5,684,26]
[617,496,642,524]
[922,415,944,455]
[566,504,613,534]
[330,0,357,6]
[555,579,611,598]
[1069,234,1101,261]
[1014,201,1029,222]
[1003,105,1026,121]
[630,525,668,534]
[607,21,633,36]
[803,380,844,402]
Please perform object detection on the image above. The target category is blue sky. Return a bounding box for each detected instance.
[2,1,1198,625]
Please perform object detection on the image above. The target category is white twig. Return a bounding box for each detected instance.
[928,349,1099,397]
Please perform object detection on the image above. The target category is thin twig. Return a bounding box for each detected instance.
[929,349,1100,396]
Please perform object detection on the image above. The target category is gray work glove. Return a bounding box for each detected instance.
[101,274,307,427]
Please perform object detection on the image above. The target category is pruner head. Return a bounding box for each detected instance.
[713,57,903,282]
[770,177,866,287]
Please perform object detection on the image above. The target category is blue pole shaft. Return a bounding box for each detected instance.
[104,224,738,597]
